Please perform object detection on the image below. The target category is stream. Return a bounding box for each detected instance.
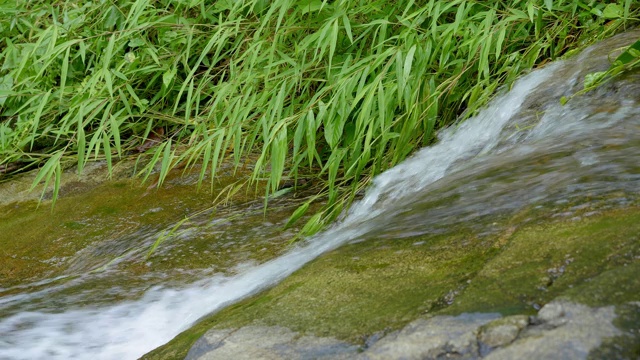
[1,31,639,360]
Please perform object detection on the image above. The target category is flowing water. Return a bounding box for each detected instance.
[1,31,639,359]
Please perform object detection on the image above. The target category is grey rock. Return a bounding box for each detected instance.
[185,325,358,360]
[485,301,621,360]
[186,301,626,360]
[478,315,529,353]
[356,313,500,360]
[186,328,236,360]
[537,301,568,326]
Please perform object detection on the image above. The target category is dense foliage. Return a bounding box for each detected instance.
[0,0,638,230]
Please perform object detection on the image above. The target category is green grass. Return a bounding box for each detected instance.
[0,0,638,232]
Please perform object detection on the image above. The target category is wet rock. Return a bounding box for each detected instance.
[186,301,629,360]
[359,312,499,359]
[485,301,620,360]
[536,301,569,326]
[148,206,640,360]
[477,315,529,354]
[185,325,358,360]
[0,160,132,206]
[589,302,640,360]
[186,328,236,359]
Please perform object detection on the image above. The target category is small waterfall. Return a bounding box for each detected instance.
[1,31,639,359]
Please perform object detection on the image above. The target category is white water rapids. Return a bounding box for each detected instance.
[1,31,639,359]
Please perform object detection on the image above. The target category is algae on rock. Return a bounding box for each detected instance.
[144,207,640,360]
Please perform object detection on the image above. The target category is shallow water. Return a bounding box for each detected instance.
[1,31,639,359]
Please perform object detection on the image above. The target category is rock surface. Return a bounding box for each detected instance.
[484,301,620,360]
[187,300,630,360]
[477,315,529,354]
[185,326,357,360]
[359,312,499,360]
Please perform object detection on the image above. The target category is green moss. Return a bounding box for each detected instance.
[144,232,497,359]
[446,208,640,315]
[63,221,88,230]
[562,263,640,307]
[230,235,496,339]
[0,164,297,292]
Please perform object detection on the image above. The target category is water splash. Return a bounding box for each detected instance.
[349,62,560,220]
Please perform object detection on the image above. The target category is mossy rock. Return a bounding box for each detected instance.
[144,207,640,359]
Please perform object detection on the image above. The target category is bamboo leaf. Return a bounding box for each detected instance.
[300,212,323,236]
[613,40,640,66]
[146,217,190,259]
[210,129,226,188]
[284,201,310,229]
[306,109,318,165]
[104,69,114,98]
[103,132,113,175]
[527,2,535,23]
[544,0,553,11]
[109,114,122,156]
[270,125,288,193]
[396,49,404,100]
[79,40,86,64]
[31,151,63,206]
[496,25,506,60]
[293,113,305,162]
[157,138,174,187]
[342,14,353,44]
[602,3,622,19]
[52,159,61,208]
[329,19,339,71]
[198,138,212,189]
[326,147,346,198]
[103,35,116,96]
[30,90,52,150]
[163,67,176,88]
[403,44,417,87]
[59,47,70,101]
[77,113,86,174]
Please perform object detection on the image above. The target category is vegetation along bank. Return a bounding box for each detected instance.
[0,0,639,229]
